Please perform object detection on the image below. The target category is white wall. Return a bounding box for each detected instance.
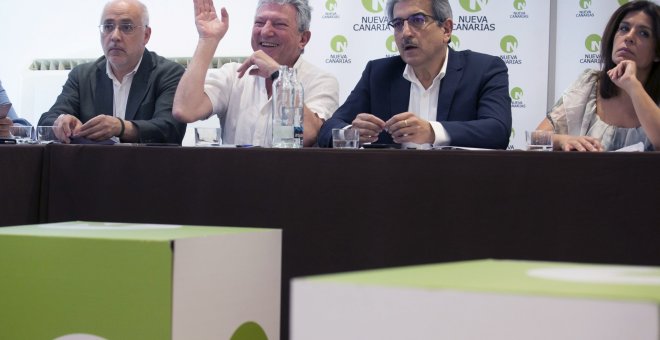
[0,0,254,126]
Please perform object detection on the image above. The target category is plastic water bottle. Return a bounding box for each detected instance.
[289,68,304,148]
[271,66,295,148]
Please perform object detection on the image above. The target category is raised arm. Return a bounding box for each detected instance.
[173,0,229,123]
[609,60,660,149]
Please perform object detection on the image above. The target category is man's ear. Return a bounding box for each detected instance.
[441,19,453,45]
[442,18,453,34]
[299,30,311,51]
[143,26,152,45]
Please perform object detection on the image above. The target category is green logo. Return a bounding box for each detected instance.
[459,0,489,13]
[450,35,460,50]
[585,34,601,52]
[510,87,523,100]
[325,0,337,11]
[618,0,630,5]
[361,0,385,13]
[500,35,518,53]
[579,0,591,10]
[513,0,526,11]
[386,35,398,52]
[231,321,268,340]
[331,35,348,53]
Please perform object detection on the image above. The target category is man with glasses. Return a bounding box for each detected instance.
[38,0,186,144]
[318,0,512,149]
[173,0,339,147]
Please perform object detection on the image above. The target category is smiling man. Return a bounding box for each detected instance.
[173,0,339,147]
[38,0,186,144]
[318,0,512,149]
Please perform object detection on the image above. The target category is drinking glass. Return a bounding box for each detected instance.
[37,126,58,144]
[332,127,360,149]
[9,126,35,144]
[194,127,222,146]
[525,130,553,151]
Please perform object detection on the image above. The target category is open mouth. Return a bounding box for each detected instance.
[260,42,278,48]
[402,40,418,51]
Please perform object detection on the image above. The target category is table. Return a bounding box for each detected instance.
[0,145,44,227]
[4,143,660,339]
[42,144,660,267]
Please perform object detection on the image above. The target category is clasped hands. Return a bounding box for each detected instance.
[352,112,434,145]
[53,114,122,143]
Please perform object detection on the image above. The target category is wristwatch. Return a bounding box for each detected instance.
[270,70,279,81]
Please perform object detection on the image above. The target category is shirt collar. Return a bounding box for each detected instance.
[402,47,449,86]
[106,55,143,83]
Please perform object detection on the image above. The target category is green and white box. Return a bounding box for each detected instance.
[291,259,660,340]
[0,221,281,340]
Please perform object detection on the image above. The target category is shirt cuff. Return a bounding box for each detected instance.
[430,121,450,146]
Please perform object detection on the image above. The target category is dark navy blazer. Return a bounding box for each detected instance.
[318,48,512,149]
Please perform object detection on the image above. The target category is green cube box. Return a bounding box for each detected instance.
[0,221,281,340]
[292,259,660,340]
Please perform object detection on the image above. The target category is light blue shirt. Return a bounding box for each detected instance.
[0,80,30,126]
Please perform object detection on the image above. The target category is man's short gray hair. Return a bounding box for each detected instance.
[386,0,452,23]
[256,0,312,32]
[101,0,150,26]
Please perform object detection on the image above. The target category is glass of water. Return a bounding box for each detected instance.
[9,126,35,144]
[194,127,222,146]
[525,130,553,151]
[37,126,59,144]
[332,127,360,149]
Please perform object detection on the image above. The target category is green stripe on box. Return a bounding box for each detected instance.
[0,234,172,339]
[308,259,660,303]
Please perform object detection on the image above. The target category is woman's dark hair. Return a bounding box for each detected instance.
[600,0,660,100]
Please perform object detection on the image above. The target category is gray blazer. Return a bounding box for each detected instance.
[38,49,186,144]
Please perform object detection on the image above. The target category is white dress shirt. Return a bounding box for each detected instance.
[204,57,339,146]
[106,57,142,120]
[401,48,451,147]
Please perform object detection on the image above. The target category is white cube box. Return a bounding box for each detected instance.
[291,259,660,340]
[0,221,281,340]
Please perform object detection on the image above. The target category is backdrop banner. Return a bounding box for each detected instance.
[2,0,655,148]
[306,0,550,149]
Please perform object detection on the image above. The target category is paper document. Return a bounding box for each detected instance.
[433,145,496,151]
[614,142,644,152]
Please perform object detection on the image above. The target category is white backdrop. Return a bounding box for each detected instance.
[554,0,632,101]
[0,0,654,148]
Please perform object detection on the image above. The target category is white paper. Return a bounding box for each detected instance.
[614,142,644,152]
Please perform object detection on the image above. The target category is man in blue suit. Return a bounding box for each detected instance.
[318,0,511,149]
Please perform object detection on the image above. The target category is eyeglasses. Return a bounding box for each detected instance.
[388,13,437,32]
[98,23,144,35]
